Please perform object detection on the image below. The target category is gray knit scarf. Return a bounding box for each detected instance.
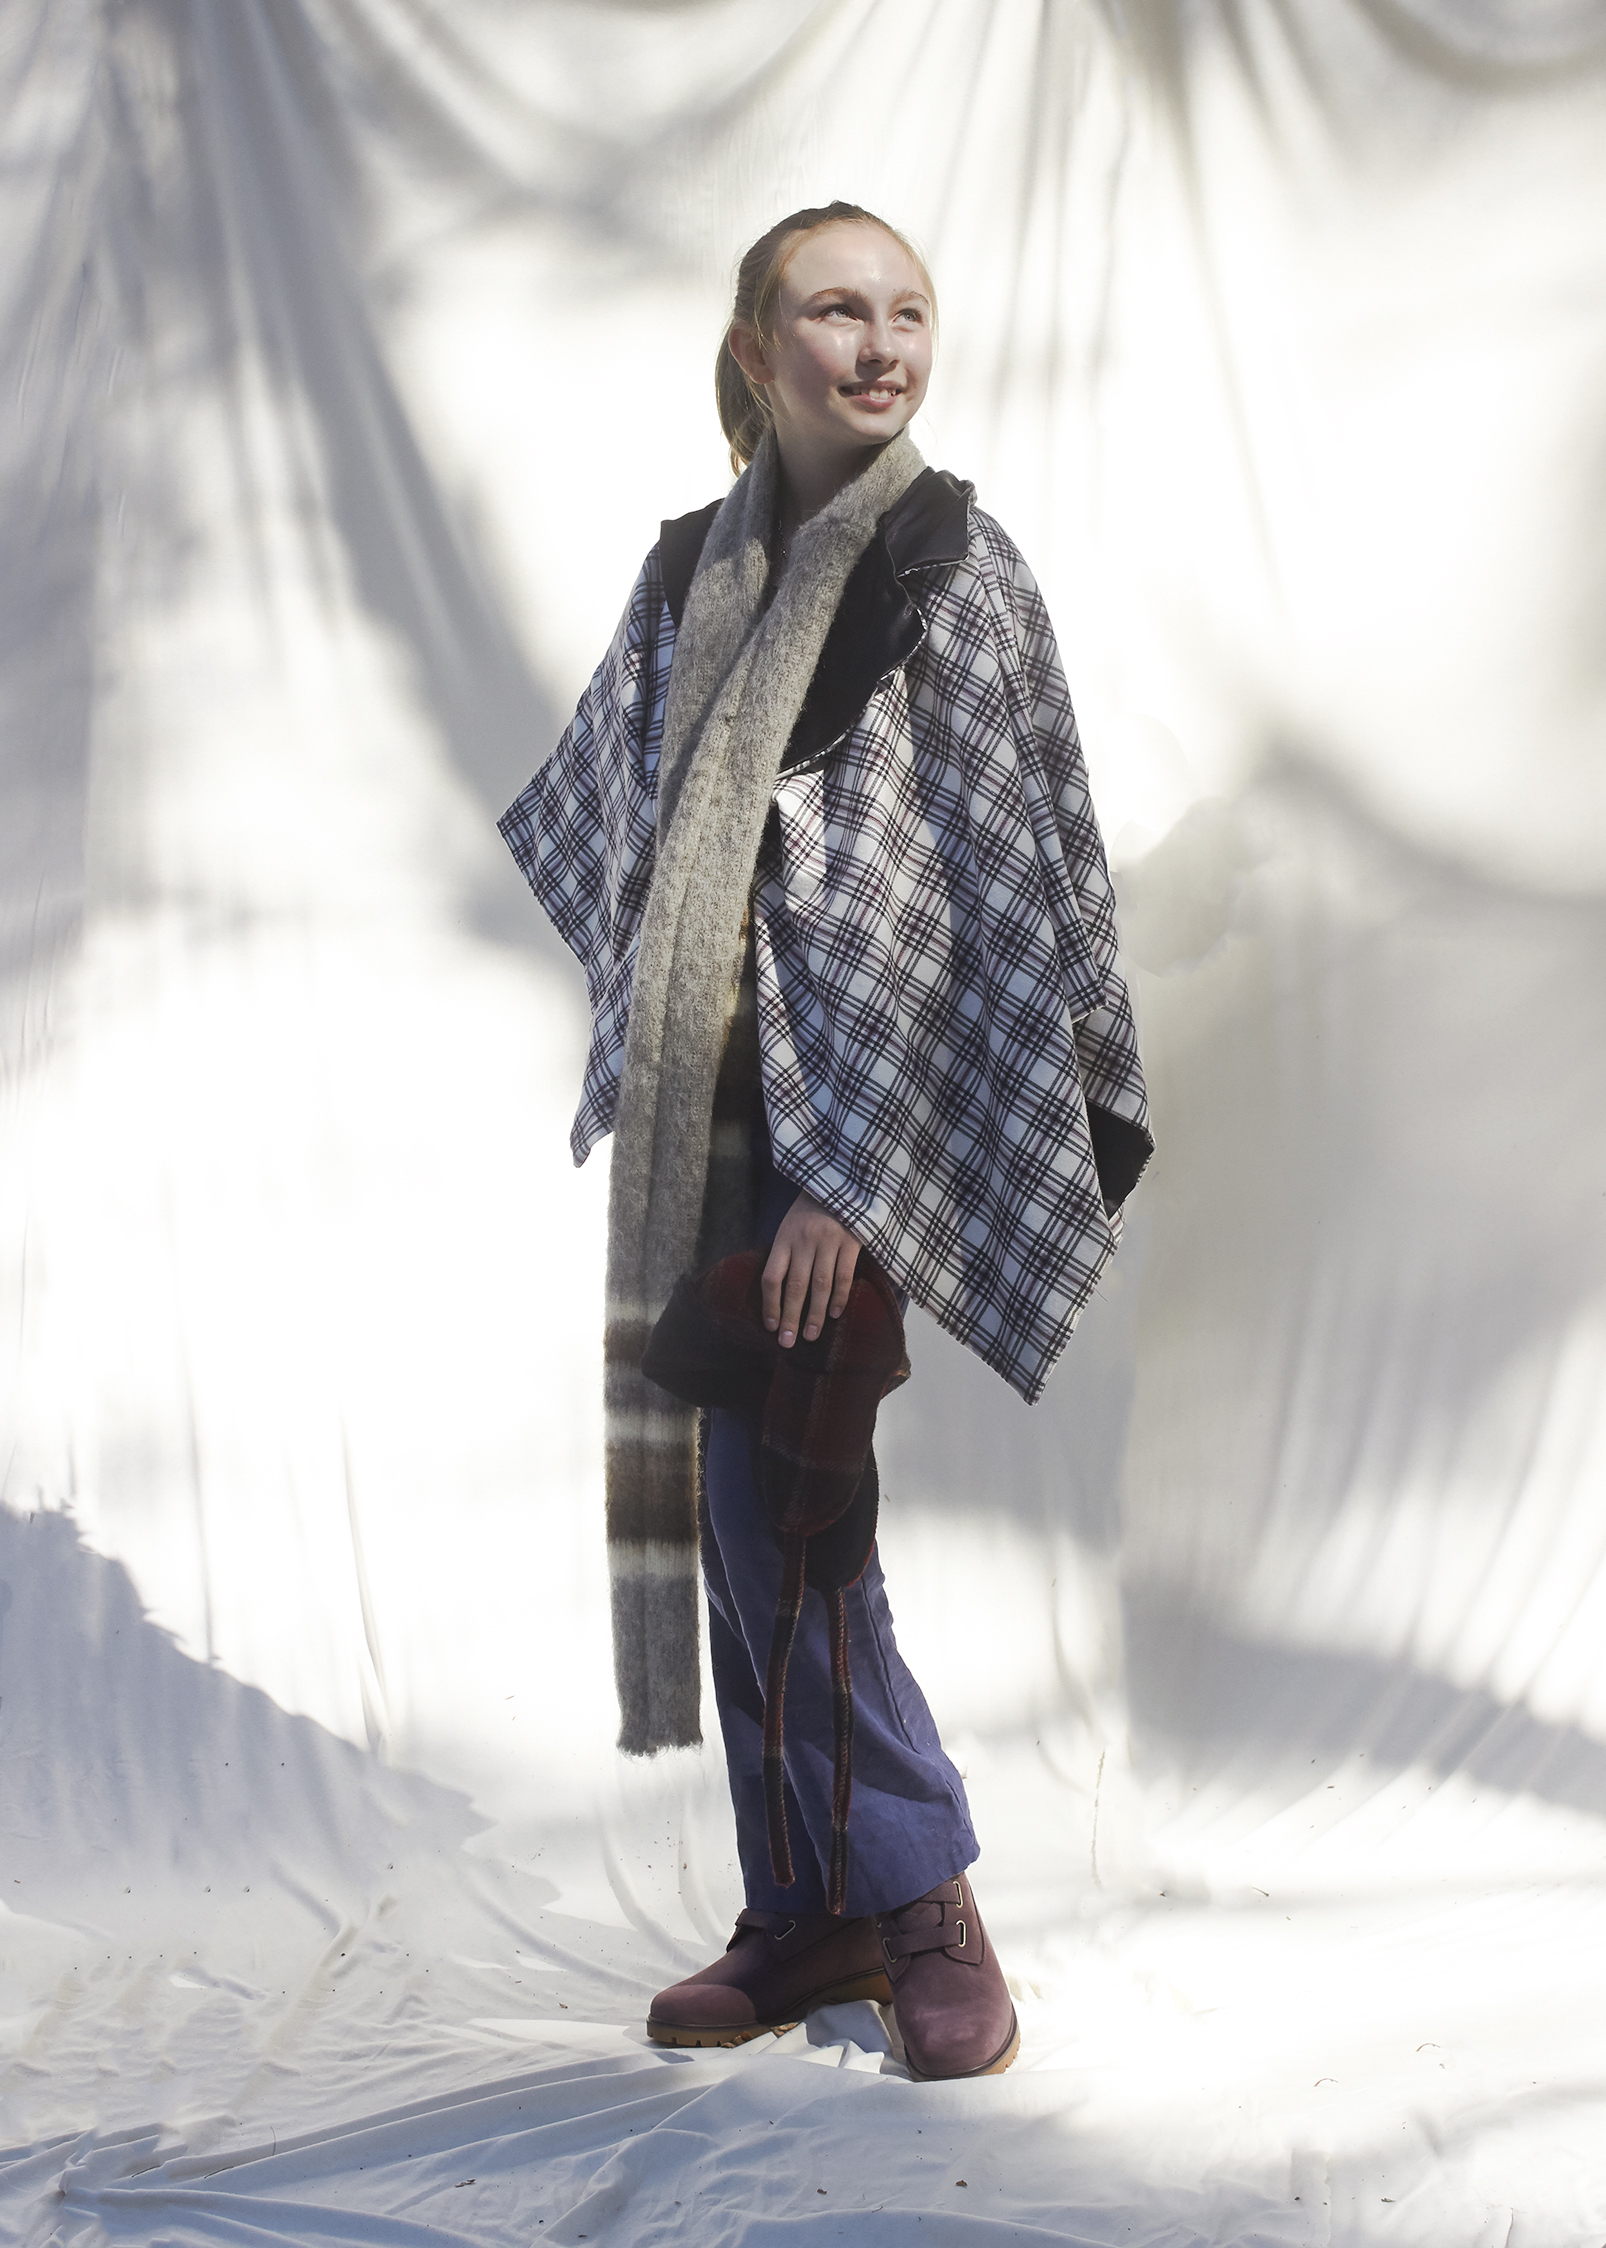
[604,426,925,1754]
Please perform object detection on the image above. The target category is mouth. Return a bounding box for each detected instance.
[840,382,905,405]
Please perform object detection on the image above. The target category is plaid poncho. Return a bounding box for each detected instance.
[501,475,1151,1406]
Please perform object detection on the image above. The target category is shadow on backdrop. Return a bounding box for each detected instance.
[0,1500,483,1914]
[1117,754,1606,1829]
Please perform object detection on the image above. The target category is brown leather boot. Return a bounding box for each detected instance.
[646,1908,893,2046]
[875,1872,1019,2079]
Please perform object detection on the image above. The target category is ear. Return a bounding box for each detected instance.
[727,322,774,389]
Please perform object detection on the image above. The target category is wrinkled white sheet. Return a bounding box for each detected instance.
[4,3,1606,2241]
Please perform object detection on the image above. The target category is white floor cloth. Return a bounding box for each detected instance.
[4,3,1606,2241]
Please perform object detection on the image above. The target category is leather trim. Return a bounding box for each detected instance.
[883,467,974,575]
[659,499,722,628]
[783,467,973,771]
[653,469,976,762]
[1087,1104,1154,1213]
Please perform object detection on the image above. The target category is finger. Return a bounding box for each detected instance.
[802,1241,838,1341]
[779,1244,815,1348]
[827,1237,861,1320]
[761,1238,790,1333]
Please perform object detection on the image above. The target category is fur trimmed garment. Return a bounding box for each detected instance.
[598,431,926,1754]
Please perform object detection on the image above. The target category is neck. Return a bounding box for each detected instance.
[773,432,889,535]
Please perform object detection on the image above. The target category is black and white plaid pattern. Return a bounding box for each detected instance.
[500,505,1150,1404]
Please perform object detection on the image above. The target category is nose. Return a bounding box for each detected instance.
[858,314,899,369]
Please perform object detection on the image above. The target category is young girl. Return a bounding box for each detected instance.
[499,203,1150,2081]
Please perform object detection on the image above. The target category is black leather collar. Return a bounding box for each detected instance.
[658,467,975,768]
[878,466,975,577]
[658,500,722,629]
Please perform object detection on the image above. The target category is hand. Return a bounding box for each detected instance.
[762,1191,862,1348]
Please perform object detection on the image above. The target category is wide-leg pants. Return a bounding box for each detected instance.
[700,1137,978,1919]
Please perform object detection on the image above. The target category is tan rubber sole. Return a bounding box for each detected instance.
[905,2006,1021,2081]
[646,1968,894,2048]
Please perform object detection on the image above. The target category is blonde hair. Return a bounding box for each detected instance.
[716,202,937,474]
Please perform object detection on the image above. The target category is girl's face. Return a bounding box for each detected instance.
[732,222,934,465]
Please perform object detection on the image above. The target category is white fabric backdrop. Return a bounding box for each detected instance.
[3,3,1606,2240]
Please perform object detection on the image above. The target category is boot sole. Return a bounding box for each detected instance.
[646,1967,894,2047]
[905,2005,1021,2081]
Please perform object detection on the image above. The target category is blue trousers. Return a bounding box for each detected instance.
[700,1142,978,1919]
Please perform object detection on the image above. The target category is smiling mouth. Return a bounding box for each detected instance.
[842,383,904,402]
